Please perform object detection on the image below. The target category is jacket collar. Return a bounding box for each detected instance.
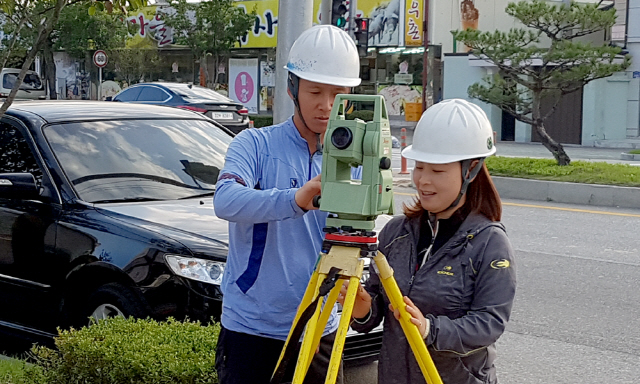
[284,116,315,152]
[402,210,501,257]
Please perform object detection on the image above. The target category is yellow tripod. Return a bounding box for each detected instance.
[270,233,443,384]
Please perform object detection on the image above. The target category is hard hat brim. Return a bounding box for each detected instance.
[402,145,496,164]
[286,66,362,87]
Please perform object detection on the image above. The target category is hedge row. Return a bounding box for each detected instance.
[2,317,220,384]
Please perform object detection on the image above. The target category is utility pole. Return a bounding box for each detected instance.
[321,0,331,25]
[273,0,314,124]
[421,0,430,112]
[348,0,357,39]
[628,0,640,135]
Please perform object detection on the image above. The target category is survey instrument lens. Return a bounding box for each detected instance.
[331,127,353,149]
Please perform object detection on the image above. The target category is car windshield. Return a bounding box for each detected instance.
[44,118,231,203]
[163,84,232,102]
[3,72,44,90]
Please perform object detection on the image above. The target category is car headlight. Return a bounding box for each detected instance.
[165,255,225,285]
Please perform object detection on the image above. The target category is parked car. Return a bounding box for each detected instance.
[110,82,251,134]
[0,68,46,100]
[0,100,382,365]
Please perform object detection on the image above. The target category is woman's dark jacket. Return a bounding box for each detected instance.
[352,212,517,384]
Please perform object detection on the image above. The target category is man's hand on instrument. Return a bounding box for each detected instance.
[390,296,430,339]
[338,281,372,319]
[295,174,322,211]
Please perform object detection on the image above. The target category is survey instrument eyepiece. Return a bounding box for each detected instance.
[319,95,395,231]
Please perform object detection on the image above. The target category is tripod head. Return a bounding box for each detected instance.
[318,95,395,231]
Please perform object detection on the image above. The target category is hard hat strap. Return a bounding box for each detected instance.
[448,158,485,209]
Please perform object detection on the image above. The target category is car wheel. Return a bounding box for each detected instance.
[83,282,150,325]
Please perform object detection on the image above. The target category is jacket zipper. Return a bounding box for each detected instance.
[410,219,438,287]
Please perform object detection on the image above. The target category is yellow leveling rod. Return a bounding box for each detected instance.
[373,251,444,384]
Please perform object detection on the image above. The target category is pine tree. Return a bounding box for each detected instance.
[453,0,631,165]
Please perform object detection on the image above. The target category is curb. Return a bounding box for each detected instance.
[492,177,640,209]
[620,153,640,161]
[393,175,640,210]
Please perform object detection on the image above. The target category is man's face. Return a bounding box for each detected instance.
[295,78,350,134]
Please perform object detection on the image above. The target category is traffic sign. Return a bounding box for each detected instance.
[93,50,108,68]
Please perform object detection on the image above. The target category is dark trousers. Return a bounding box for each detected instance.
[215,326,344,384]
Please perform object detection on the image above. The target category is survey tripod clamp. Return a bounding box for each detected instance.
[270,95,443,384]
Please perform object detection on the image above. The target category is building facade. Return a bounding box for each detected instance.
[440,0,640,146]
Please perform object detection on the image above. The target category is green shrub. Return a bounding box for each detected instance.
[486,156,640,187]
[346,110,374,121]
[251,115,273,128]
[25,317,220,384]
[629,149,640,155]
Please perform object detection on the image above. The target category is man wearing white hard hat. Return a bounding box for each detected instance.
[213,25,360,384]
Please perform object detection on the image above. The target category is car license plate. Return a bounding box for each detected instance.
[211,112,233,120]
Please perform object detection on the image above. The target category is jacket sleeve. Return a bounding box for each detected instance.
[349,219,399,333]
[425,227,517,356]
[349,269,385,334]
[213,131,306,223]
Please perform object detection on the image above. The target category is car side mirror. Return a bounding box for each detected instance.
[0,173,40,200]
[105,96,113,101]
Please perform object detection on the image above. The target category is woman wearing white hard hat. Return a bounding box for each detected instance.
[214,25,359,384]
[341,99,517,384]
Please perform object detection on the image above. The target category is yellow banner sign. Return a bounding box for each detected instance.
[236,1,280,48]
[126,6,172,49]
[405,0,423,46]
[236,0,405,48]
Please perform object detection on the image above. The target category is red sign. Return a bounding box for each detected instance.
[93,50,108,68]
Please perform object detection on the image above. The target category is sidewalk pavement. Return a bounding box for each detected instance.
[391,134,640,210]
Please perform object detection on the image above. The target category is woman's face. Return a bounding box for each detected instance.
[412,161,463,217]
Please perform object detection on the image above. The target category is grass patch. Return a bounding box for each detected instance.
[0,358,38,384]
[628,149,640,155]
[486,156,640,187]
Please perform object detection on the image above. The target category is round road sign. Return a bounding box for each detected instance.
[93,50,108,68]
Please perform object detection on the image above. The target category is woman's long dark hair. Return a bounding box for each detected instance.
[403,162,502,221]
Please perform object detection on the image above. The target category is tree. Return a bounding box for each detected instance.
[53,3,129,59]
[0,0,38,70]
[453,0,631,165]
[162,0,255,88]
[47,3,130,98]
[0,0,147,117]
[110,48,162,85]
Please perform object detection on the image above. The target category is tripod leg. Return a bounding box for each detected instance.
[273,268,322,380]
[323,273,361,384]
[304,277,341,370]
[374,252,444,384]
[292,273,328,383]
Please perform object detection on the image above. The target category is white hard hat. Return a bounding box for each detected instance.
[402,99,496,164]
[285,25,361,87]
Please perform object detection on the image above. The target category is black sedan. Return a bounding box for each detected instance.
[110,82,251,134]
[0,101,381,365]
